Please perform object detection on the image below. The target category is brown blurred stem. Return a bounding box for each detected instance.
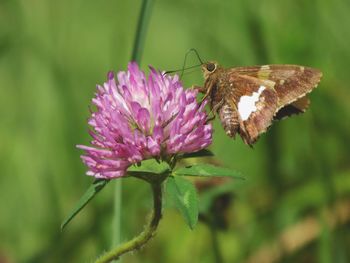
[209,223,224,263]
[96,182,162,263]
[245,198,350,263]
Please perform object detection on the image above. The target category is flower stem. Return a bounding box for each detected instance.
[112,180,122,249]
[96,182,163,263]
[110,0,154,260]
[131,0,154,63]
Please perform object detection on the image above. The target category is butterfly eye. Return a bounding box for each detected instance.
[206,63,216,72]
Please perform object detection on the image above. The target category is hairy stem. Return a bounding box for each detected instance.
[96,182,162,263]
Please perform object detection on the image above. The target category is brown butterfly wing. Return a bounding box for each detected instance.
[220,74,278,145]
[213,64,322,145]
[274,95,310,120]
[229,65,322,109]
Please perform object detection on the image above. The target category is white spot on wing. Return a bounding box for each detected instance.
[238,86,266,121]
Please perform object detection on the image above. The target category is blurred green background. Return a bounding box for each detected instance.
[1,0,350,262]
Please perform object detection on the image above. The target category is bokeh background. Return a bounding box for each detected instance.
[1,0,350,262]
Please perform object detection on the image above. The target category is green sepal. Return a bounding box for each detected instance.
[127,159,171,183]
[181,149,214,159]
[127,159,170,174]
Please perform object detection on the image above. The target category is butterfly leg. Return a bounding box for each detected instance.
[206,99,224,123]
[190,85,206,94]
[206,114,216,123]
[191,85,209,106]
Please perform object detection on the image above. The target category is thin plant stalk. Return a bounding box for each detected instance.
[111,0,154,261]
[131,0,154,63]
[112,180,122,247]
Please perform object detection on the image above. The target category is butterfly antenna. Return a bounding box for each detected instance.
[164,64,202,75]
[188,48,204,64]
[164,48,205,77]
[180,48,204,78]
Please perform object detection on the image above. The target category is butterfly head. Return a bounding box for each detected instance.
[202,61,219,79]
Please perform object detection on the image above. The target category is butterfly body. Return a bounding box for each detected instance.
[201,62,322,145]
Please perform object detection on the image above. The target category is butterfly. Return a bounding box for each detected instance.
[198,62,322,146]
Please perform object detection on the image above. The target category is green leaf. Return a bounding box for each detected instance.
[127,159,170,174]
[61,179,109,231]
[166,176,198,229]
[181,149,214,159]
[173,163,244,179]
